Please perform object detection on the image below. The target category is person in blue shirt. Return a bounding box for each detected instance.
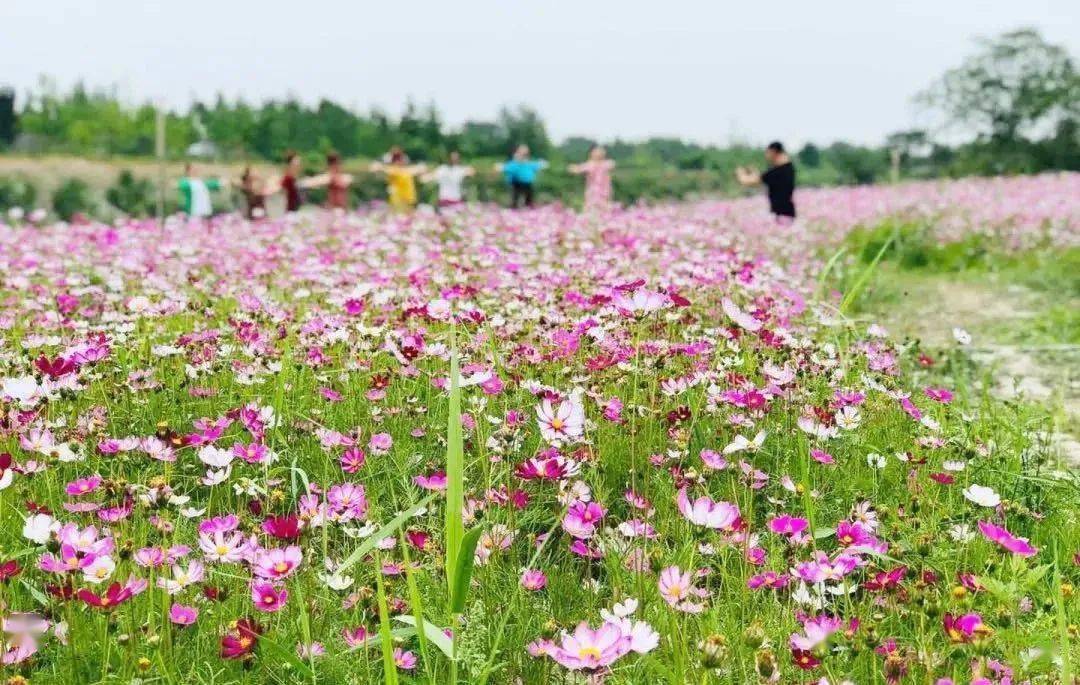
[495,144,547,208]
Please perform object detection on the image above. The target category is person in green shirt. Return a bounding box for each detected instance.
[178,163,226,218]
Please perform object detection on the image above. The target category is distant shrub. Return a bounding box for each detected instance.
[0,176,37,213]
[52,178,94,221]
[106,170,155,216]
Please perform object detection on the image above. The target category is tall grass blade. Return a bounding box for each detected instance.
[375,565,400,685]
[444,344,465,595]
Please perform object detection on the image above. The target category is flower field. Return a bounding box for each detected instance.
[1,173,1079,684]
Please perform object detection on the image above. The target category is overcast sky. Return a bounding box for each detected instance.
[2,0,1077,147]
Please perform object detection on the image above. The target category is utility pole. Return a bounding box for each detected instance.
[889,148,901,184]
[155,105,166,221]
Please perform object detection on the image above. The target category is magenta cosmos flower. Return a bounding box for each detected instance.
[253,546,303,579]
[251,580,288,612]
[978,520,1037,557]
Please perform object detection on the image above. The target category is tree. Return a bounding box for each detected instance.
[0,88,15,147]
[496,105,550,157]
[918,28,1079,142]
[797,143,821,168]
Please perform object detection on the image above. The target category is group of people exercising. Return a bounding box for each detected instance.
[179,140,795,221]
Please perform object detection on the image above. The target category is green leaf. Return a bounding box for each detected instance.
[394,616,454,660]
[450,525,484,615]
[338,494,436,574]
[20,579,49,606]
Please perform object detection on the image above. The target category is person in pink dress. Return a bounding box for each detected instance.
[569,145,615,211]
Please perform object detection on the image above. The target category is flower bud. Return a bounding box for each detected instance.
[699,634,728,668]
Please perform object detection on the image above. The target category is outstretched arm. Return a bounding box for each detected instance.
[567,163,585,174]
[298,173,330,189]
[735,166,761,187]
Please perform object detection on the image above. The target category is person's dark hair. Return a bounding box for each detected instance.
[767,141,785,154]
[284,150,299,164]
[390,150,405,164]
[241,166,252,183]
[326,152,340,166]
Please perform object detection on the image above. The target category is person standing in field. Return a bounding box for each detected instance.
[177,163,225,218]
[568,145,615,211]
[301,152,353,210]
[496,144,547,209]
[736,141,796,222]
[322,152,353,210]
[370,147,427,212]
[262,151,326,213]
[423,150,475,210]
[238,166,268,219]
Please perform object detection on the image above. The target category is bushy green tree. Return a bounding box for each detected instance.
[52,178,94,220]
[0,176,37,212]
[106,170,155,216]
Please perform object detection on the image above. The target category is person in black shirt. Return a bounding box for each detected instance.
[736,141,796,221]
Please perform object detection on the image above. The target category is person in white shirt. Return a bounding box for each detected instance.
[423,151,474,210]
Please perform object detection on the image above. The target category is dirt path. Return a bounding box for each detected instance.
[867,275,1080,464]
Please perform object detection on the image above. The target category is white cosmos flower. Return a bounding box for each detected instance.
[198,445,234,469]
[320,572,355,591]
[23,513,58,545]
[722,431,766,455]
[2,375,40,406]
[949,524,975,543]
[536,398,585,443]
[82,555,116,584]
[953,327,972,345]
[962,484,1000,508]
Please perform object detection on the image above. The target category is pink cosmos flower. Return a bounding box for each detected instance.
[562,501,606,539]
[521,569,548,591]
[64,475,102,497]
[924,387,953,403]
[413,471,447,491]
[393,648,417,669]
[169,603,198,625]
[658,565,707,613]
[790,614,843,651]
[536,619,657,671]
[368,433,393,454]
[340,447,366,473]
[768,515,809,537]
[943,612,991,643]
[978,520,1037,557]
[342,626,370,648]
[253,546,303,580]
[676,488,740,531]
